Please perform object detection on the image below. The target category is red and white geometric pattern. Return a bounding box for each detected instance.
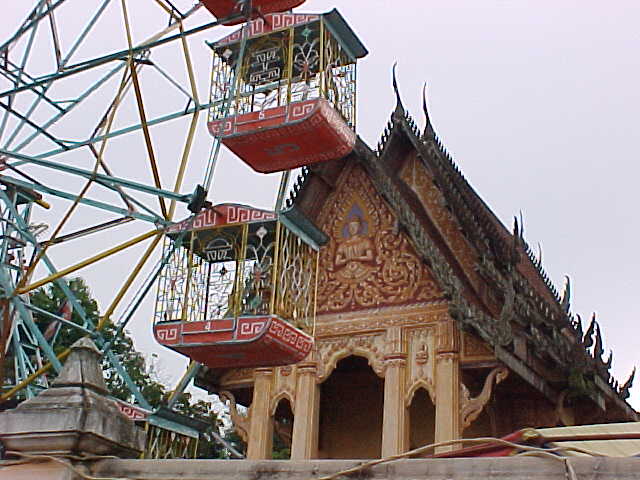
[207,98,356,173]
[215,12,320,43]
[154,315,313,369]
[166,203,276,234]
[115,400,150,421]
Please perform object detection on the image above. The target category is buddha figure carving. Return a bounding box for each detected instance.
[335,214,375,283]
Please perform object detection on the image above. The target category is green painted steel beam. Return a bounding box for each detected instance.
[104,348,152,410]
[1,149,192,203]
[0,0,68,53]
[0,281,63,373]
[5,0,116,151]
[36,101,214,159]
[0,190,155,410]
[24,303,93,335]
[0,175,166,225]
[0,14,242,99]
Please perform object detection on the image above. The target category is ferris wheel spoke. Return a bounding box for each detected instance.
[2,296,63,374]
[1,149,193,204]
[34,100,213,160]
[17,229,160,296]
[0,13,235,100]
[0,188,95,329]
[0,175,164,225]
[6,62,126,152]
[23,303,92,335]
[0,0,68,53]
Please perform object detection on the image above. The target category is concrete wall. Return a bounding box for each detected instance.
[85,457,640,480]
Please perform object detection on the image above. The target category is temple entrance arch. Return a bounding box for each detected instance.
[318,355,384,459]
[272,397,294,459]
[407,387,436,450]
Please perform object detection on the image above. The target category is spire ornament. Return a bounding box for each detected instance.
[422,82,436,139]
[560,276,571,313]
[620,368,636,400]
[583,314,596,349]
[392,62,404,118]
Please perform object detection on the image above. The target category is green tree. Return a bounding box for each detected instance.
[30,278,165,404]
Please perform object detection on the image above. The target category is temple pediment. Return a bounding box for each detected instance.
[315,163,444,315]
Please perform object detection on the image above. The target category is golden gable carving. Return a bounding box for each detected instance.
[316,165,443,313]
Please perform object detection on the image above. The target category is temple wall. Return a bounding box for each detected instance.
[217,162,511,459]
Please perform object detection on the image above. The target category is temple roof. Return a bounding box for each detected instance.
[286,79,636,421]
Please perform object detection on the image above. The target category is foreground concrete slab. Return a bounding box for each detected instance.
[0,337,144,458]
[89,457,640,480]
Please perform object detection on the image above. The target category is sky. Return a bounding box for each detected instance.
[1,1,639,409]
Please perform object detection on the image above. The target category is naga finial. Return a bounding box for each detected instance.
[583,314,596,349]
[604,350,613,370]
[560,275,571,313]
[422,82,435,139]
[593,321,604,361]
[620,367,636,399]
[392,62,404,117]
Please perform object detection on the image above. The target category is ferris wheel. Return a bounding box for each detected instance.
[0,0,366,458]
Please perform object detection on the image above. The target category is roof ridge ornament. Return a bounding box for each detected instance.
[392,62,404,118]
[422,82,436,139]
[560,276,571,313]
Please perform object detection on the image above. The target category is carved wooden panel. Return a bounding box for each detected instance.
[405,326,437,404]
[399,155,484,297]
[270,365,298,414]
[461,332,495,362]
[316,305,448,337]
[316,164,443,314]
[315,333,387,381]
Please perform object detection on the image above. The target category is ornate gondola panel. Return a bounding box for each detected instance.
[153,205,322,369]
[207,10,367,173]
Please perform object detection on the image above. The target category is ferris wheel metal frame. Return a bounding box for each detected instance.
[0,0,259,458]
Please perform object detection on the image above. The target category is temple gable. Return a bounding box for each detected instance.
[316,163,443,314]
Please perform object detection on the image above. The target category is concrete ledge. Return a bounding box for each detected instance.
[90,457,640,480]
[0,460,74,480]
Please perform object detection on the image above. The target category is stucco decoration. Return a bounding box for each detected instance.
[219,391,251,443]
[270,365,298,415]
[399,155,481,294]
[405,327,437,404]
[316,165,443,314]
[315,333,387,381]
[460,366,509,429]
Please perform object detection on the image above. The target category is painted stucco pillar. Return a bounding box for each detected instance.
[382,327,407,457]
[434,318,461,453]
[246,367,274,459]
[291,361,320,459]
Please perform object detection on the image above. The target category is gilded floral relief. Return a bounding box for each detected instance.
[316,165,443,314]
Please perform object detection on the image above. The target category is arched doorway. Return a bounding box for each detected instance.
[407,387,435,450]
[318,355,384,458]
[272,397,294,459]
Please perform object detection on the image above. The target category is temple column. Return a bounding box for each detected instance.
[246,367,274,460]
[291,361,320,459]
[434,318,461,453]
[381,327,407,457]
[381,355,408,456]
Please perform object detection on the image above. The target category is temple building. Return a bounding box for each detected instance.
[196,85,637,460]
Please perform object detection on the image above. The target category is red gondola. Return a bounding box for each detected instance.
[153,204,326,369]
[207,10,368,173]
[201,0,307,25]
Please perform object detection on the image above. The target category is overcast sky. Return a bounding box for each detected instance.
[2,1,639,409]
